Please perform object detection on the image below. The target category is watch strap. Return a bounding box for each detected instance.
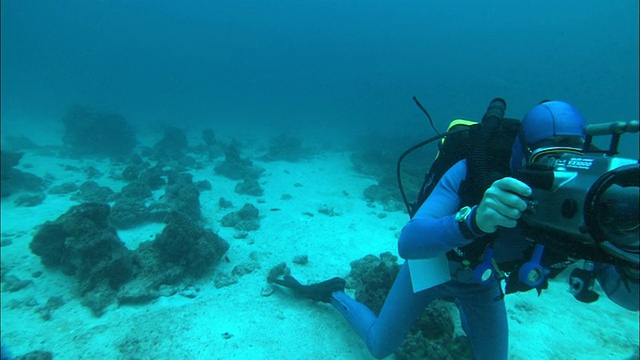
[458,215,475,239]
[468,206,487,237]
[458,206,486,239]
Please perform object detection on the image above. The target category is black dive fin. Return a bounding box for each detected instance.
[270,275,346,303]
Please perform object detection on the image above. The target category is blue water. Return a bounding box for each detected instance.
[2,0,638,154]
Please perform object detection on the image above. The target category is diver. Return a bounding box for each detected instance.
[270,100,639,359]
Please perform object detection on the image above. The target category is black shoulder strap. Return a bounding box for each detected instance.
[460,117,521,207]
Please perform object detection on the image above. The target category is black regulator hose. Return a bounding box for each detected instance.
[397,130,456,216]
[469,98,507,192]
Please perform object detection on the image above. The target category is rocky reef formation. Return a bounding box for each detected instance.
[61,105,137,157]
[29,203,229,316]
[0,151,45,198]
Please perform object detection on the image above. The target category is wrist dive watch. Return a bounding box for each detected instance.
[456,206,480,239]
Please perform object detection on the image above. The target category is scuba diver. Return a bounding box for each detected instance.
[270,99,639,359]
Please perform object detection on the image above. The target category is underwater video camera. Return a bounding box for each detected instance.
[514,120,639,274]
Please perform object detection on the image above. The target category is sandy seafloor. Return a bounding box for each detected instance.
[1,122,638,360]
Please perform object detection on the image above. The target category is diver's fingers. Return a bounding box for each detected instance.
[494,177,532,199]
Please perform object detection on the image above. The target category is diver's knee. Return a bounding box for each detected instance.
[366,332,396,359]
[367,344,394,359]
[329,291,397,358]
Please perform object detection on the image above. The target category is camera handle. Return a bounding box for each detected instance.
[518,244,550,287]
[583,120,639,156]
[473,248,495,284]
[569,261,600,303]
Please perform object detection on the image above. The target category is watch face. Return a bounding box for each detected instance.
[456,206,471,222]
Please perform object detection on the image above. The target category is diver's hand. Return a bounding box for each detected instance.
[475,177,532,234]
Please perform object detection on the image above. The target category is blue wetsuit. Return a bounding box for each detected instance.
[329,159,639,360]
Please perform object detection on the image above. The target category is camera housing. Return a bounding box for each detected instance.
[514,120,639,268]
[517,153,638,265]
